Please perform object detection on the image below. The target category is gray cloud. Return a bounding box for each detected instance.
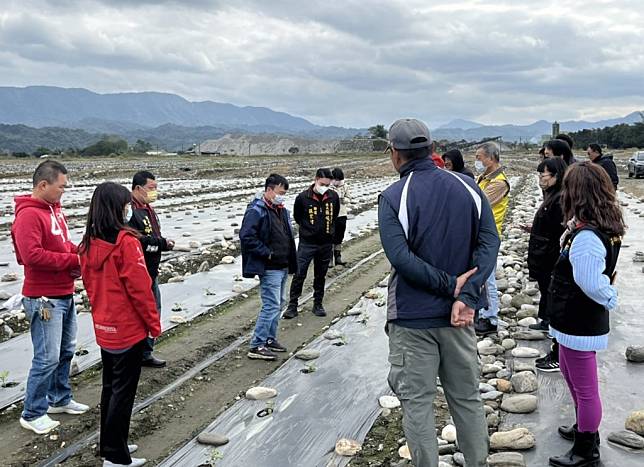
[1,0,643,127]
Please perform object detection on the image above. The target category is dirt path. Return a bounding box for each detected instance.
[0,232,390,466]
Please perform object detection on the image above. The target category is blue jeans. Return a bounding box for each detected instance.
[142,278,161,359]
[250,268,288,348]
[479,267,499,324]
[22,296,77,420]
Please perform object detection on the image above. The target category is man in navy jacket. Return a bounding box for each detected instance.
[379,118,500,466]
[240,174,297,361]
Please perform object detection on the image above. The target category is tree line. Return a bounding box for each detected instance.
[569,113,644,149]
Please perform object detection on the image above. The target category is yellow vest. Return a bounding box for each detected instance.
[477,169,510,237]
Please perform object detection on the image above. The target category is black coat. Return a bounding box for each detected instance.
[593,155,619,188]
[527,189,565,280]
[293,186,340,245]
[128,203,170,279]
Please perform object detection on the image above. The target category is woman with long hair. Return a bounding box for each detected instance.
[80,182,161,467]
[547,162,625,467]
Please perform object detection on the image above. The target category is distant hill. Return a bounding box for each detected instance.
[0,124,101,153]
[0,85,326,133]
[434,112,643,142]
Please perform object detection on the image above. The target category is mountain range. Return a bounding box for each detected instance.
[0,86,641,153]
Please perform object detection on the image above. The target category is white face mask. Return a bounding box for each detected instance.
[273,194,286,205]
[475,160,486,172]
[123,207,131,222]
[316,184,329,195]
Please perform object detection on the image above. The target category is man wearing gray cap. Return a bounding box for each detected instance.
[379,118,500,466]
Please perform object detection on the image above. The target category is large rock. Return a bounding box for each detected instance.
[513,330,546,341]
[441,424,457,442]
[486,452,526,466]
[511,294,532,309]
[501,395,538,413]
[490,428,536,450]
[511,371,538,393]
[478,340,503,356]
[511,347,540,358]
[294,349,320,360]
[245,386,278,400]
[625,410,644,436]
[379,395,401,409]
[335,438,362,456]
[626,346,644,363]
[607,430,644,449]
[501,338,517,350]
[481,391,504,401]
[197,432,229,446]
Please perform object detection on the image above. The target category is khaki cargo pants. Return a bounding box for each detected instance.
[387,322,489,467]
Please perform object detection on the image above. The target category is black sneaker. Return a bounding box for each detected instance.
[283,304,298,319]
[529,320,549,331]
[247,346,277,361]
[536,353,560,372]
[266,339,287,353]
[474,318,497,336]
[312,303,327,317]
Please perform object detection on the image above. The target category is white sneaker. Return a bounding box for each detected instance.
[19,415,60,434]
[103,457,147,467]
[47,399,90,415]
[128,444,138,454]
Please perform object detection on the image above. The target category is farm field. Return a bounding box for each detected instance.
[1,150,643,466]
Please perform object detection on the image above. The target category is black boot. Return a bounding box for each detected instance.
[312,302,327,317]
[334,245,346,266]
[549,431,600,467]
[558,423,577,441]
[283,303,298,319]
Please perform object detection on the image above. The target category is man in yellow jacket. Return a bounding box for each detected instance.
[474,142,510,335]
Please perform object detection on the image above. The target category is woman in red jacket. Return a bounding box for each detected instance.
[79,182,161,467]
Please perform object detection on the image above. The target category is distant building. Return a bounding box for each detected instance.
[552,121,560,138]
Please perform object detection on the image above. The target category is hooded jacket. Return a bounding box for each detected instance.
[80,230,161,349]
[11,195,79,297]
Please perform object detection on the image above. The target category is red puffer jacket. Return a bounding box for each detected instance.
[80,230,161,349]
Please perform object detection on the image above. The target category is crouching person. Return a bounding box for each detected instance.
[80,182,161,467]
[240,174,297,361]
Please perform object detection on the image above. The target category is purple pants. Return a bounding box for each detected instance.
[559,344,602,432]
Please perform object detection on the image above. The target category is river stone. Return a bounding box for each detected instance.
[513,360,535,373]
[486,452,526,466]
[440,424,457,442]
[516,307,537,319]
[500,294,513,307]
[502,338,517,350]
[2,324,14,338]
[324,329,343,340]
[482,363,503,374]
[1,272,18,282]
[625,410,644,435]
[511,371,538,393]
[496,379,512,393]
[517,317,537,327]
[513,330,546,341]
[607,430,644,449]
[335,438,362,456]
[453,452,465,465]
[488,412,500,427]
[294,349,320,360]
[496,369,512,379]
[169,314,186,324]
[245,386,277,400]
[220,256,235,264]
[626,346,644,363]
[398,444,412,460]
[197,261,210,272]
[481,391,503,401]
[501,395,538,413]
[511,347,540,358]
[0,291,11,300]
[480,382,496,393]
[510,294,532,308]
[379,395,401,409]
[197,432,230,446]
[478,340,503,355]
[490,428,536,450]
[496,279,509,292]
[189,240,201,248]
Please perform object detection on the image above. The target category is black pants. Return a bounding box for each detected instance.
[289,242,333,306]
[333,216,347,245]
[142,279,161,359]
[100,340,144,464]
[536,275,550,323]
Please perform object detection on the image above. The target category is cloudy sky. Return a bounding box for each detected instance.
[1,0,643,128]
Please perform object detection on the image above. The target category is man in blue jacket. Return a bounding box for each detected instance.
[240,174,297,361]
[379,118,500,467]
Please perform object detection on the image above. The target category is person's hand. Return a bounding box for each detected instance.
[167,239,175,250]
[520,223,532,233]
[451,300,475,327]
[454,267,477,297]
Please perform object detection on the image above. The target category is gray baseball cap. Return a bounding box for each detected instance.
[388,118,432,150]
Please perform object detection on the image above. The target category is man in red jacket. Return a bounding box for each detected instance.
[11,160,89,435]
